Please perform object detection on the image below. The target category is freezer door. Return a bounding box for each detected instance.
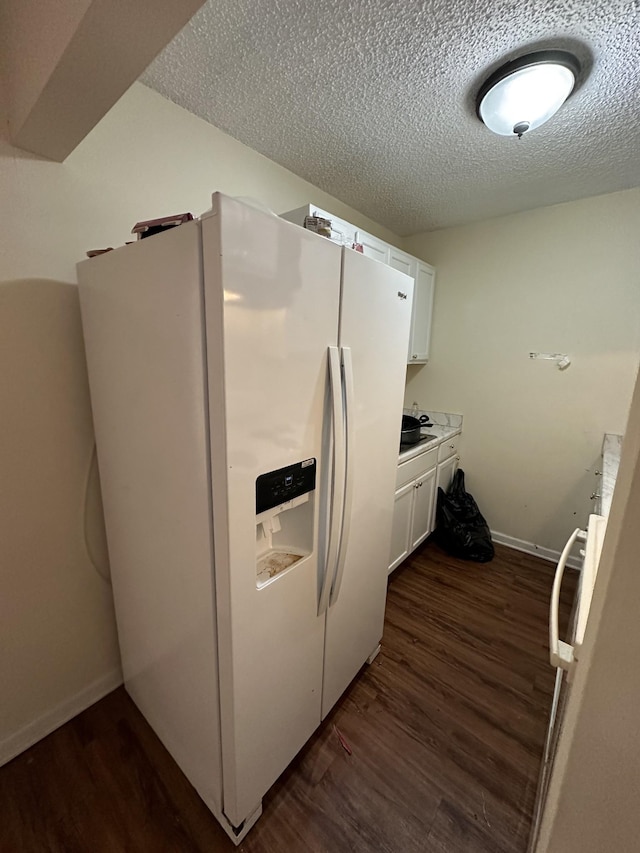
[201,196,342,829]
[321,250,414,717]
[77,223,224,819]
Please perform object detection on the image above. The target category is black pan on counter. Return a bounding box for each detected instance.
[400,414,421,445]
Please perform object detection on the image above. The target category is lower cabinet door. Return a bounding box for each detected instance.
[388,481,415,574]
[432,455,458,530]
[436,454,458,494]
[410,467,437,550]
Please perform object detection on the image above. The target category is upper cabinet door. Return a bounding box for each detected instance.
[408,262,435,363]
[388,247,417,281]
[355,230,390,265]
[389,250,435,364]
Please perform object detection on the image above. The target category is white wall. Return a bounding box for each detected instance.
[404,189,640,553]
[0,278,121,763]
[0,81,401,762]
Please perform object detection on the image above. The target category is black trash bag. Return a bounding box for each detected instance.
[435,469,494,562]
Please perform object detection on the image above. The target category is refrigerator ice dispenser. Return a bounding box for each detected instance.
[255,459,316,587]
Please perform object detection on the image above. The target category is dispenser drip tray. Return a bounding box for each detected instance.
[257,548,306,587]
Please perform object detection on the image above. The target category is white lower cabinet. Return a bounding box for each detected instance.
[390,434,462,574]
[411,466,437,550]
[433,454,458,524]
[432,438,460,528]
[435,453,458,493]
[388,450,438,574]
[389,481,415,571]
[436,456,458,494]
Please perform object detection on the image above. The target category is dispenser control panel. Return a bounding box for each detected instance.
[256,459,316,514]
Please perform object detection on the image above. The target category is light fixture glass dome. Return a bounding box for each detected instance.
[477,51,580,138]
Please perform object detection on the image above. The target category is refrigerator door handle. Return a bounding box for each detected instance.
[549,527,586,670]
[319,346,346,616]
[330,346,355,606]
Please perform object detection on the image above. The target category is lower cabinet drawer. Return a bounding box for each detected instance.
[396,448,437,489]
[437,435,459,463]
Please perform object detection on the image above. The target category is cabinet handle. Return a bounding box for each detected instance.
[455,455,460,461]
[590,492,601,500]
[449,443,455,449]
[595,470,601,476]
[414,483,420,489]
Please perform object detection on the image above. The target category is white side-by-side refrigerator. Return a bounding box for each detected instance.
[78,193,413,843]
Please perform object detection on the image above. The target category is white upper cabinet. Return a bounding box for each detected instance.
[388,247,415,279]
[409,262,435,363]
[354,230,390,265]
[280,205,435,365]
[388,249,434,364]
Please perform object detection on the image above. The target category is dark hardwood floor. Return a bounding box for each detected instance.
[0,540,577,852]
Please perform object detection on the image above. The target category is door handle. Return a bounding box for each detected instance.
[319,347,345,616]
[330,346,355,607]
[549,527,586,670]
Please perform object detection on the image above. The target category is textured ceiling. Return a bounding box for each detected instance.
[141,0,640,236]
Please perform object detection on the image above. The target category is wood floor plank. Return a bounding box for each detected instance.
[426,797,513,853]
[0,540,577,852]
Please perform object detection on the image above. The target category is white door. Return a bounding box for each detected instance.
[389,481,414,573]
[355,230,390,265]
[388,247,416,280]
[321,249,413,717]
[408,263,435,362]
[437,454,458,494]
[433,455,459,529]
[411,466,437,549]
[201,196,343,828]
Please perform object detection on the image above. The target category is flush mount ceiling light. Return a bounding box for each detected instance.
[476,50,581,138]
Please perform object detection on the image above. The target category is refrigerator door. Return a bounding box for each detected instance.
[77,223,225,821]
[321,250,414,717]
[201,196,342,829]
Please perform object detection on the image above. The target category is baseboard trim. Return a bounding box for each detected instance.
[0,667,123,767]
[491,531,582,571]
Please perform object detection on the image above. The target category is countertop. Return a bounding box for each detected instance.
[399,409,462,463]
[599,433,622,517]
